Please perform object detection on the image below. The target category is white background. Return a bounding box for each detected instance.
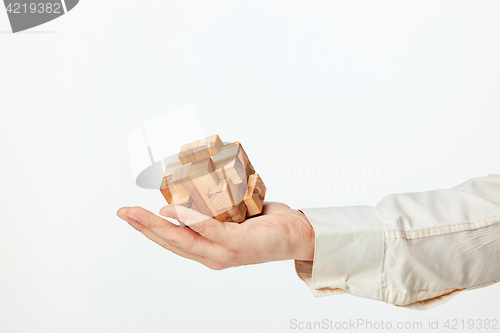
[1,1,499,332]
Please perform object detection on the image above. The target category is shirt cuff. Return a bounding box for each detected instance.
[295,206,384,302]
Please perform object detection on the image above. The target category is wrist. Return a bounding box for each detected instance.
[294,209,315,261]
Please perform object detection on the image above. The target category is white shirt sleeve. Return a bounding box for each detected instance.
[295,174,500,310]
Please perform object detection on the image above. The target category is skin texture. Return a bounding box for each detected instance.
[117,202,315,270]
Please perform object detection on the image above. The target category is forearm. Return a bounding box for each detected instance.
[296,174,500,310]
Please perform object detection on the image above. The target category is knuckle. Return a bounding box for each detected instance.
[189,222,206,235]
[168,237,183,249]
[160,241,173,252]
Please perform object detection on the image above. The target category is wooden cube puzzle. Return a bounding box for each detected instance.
[160,135,267,222]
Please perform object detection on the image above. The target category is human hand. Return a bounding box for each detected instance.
[117,202,315,270]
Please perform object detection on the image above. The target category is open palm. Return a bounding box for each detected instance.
[117,202,315,270]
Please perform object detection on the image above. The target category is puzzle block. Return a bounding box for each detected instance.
[214,200,248,223]
[171,163,192,198]
[208,178,234,211]
[160,177,173,204]
[172,192,192,206]
[160,135,266,223]
[244,173,266,216]
[212,142,254,185]
[178,134,223,165]
[227,177,247,207]
[189,158,218,189]
[178,141,200,165]
[198,134,224,156]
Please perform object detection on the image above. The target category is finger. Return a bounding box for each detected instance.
[160,205,236,245]
[122,215,203,260]
[123,217,227,270]
[123,206,202,248]
[123,206,231,261]
[161,204,213,226]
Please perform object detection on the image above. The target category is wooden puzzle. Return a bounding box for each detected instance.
[160,135,266,222]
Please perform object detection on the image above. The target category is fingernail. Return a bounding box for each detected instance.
[159,208,171,218]
[127,213,140,223]
[117,214,127,222]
